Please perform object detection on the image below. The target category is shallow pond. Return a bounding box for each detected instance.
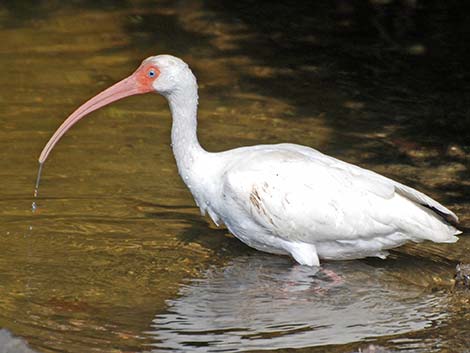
[0,1,469,352]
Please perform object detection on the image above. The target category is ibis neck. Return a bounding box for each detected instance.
[167,85,206,182]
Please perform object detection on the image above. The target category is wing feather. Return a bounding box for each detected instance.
[221,144,458,245]
[288,143,459,224]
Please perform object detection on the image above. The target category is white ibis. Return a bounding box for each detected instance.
[37,55,461,266]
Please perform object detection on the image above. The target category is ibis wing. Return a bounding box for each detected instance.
[222,149,394,242]
[317,150,459,224]
[392,182,458,224]
[222,145,458,243]
[289,144,459,224]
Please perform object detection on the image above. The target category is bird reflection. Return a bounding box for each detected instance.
[148,255,447,352]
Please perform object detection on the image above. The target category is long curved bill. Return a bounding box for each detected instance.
[38,73,147,164]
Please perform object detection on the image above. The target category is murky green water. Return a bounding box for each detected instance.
[0,1,469,352]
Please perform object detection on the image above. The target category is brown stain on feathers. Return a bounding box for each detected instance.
[250,186,275,225]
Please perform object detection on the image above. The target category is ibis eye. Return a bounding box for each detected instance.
[148,69,156,78]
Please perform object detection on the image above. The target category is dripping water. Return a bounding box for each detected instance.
[32,162,44,213]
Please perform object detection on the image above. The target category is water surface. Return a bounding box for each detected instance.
[150,256,452,352]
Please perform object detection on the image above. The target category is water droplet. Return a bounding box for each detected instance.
[28,226,33,231]
[31,201,37,213]
[34,162,44,198]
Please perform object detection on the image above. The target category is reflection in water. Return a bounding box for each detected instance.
[149,255,447,352]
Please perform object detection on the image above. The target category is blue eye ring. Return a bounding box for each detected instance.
[148,69,156,78]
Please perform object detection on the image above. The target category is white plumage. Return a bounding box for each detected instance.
[187,143,459,266]
[38,55,461,266]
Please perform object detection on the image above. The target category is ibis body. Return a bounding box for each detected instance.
[38,55,460,266]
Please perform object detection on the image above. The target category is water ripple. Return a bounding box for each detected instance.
[148,255,449,352]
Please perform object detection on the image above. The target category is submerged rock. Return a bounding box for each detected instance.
[455,263,470,289]
[0,329,37,353]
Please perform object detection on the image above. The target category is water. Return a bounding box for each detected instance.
[0,1,469,352]
[32,163,43,213]
[149,256,451,352]
[33,163,43,198]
